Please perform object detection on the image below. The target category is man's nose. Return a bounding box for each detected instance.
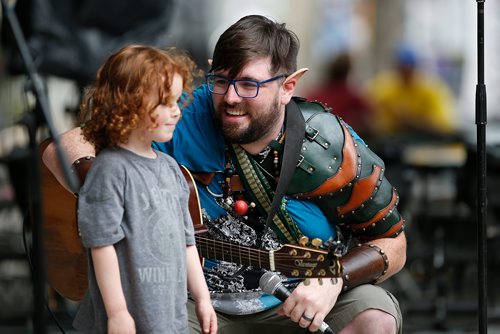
[224,83,243,104]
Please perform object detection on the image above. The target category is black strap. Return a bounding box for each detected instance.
[264,98,305,229]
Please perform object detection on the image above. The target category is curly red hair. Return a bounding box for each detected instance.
[80,44,200,154]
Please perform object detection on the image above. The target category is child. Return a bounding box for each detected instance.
[73,45,217,334]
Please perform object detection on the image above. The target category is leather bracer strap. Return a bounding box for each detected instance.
[341,243,389,292]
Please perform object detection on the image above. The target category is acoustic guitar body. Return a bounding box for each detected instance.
[40,139,89,301]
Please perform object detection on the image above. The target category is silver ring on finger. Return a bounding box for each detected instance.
[302,314,314,322]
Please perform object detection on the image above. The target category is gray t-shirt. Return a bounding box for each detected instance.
[73,147,195,334]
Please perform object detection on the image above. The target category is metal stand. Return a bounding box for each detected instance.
[475,1,488,333]
[1,1,80,332]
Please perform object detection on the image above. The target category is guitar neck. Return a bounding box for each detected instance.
[194,227,341,278]
[195,235,273,270]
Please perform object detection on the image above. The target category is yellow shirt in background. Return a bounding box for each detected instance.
[366,71,457,137]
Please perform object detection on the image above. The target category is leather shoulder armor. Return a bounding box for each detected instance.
[286,98,405,241]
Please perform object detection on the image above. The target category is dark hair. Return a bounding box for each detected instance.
[211,15,299,77]
[326,52,351,81]
[81,44,199,154]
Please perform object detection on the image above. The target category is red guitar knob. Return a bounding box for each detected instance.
[233,200,249,215]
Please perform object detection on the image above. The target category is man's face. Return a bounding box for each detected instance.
[212,57,284,144]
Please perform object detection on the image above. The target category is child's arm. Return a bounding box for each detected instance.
[92,245,136,334]
[186,245,217,334]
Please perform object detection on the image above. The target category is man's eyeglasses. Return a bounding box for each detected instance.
[205,74,288,98]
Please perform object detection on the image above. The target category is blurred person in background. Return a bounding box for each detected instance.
[365,46,457,141]
[364,46,461,220]
[306,52,375,140]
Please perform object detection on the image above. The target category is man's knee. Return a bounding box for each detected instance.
[342,309,396,334]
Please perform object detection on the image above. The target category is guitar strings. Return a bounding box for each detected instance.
[195,235,330,259]
[194,235,339,274]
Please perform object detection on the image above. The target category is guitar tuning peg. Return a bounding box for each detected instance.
[299,236,309,246]
[311,238,323,248]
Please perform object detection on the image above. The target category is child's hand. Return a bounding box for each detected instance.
[108,309,136,334]
[195,299,217,334]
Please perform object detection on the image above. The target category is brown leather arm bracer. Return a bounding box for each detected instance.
[341,243,389,292]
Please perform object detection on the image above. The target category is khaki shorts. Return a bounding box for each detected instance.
[188,284,402,333]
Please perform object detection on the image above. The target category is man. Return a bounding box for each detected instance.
[366,45,457,138]
[44,15,406,334]
[154,15,406,334]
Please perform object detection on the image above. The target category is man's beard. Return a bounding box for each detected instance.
[215,95,281,144]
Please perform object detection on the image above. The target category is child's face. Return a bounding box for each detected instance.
[145,72,183,143]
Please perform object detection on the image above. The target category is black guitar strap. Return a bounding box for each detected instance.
[264,98,305,230]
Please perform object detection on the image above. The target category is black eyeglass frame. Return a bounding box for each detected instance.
[205,73,288,98]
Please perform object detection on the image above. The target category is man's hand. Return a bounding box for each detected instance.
[277,278,343,333]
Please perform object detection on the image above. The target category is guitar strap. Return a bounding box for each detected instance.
[229,98,305,243]
[264,98,305,230]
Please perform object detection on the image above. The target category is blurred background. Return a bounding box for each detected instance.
[1,0,500,332]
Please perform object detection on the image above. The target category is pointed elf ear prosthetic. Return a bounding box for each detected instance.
[284,68,309,85]
[280,68,309,104]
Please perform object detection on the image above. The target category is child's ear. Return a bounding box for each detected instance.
[280,68,308,104]
[207,59,213,66]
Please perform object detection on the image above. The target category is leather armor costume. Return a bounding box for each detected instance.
[230,97,405,245]
[287,98,405,242]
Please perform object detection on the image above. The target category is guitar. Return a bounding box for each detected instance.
[40,140,341,301]
[40,139,90,301]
